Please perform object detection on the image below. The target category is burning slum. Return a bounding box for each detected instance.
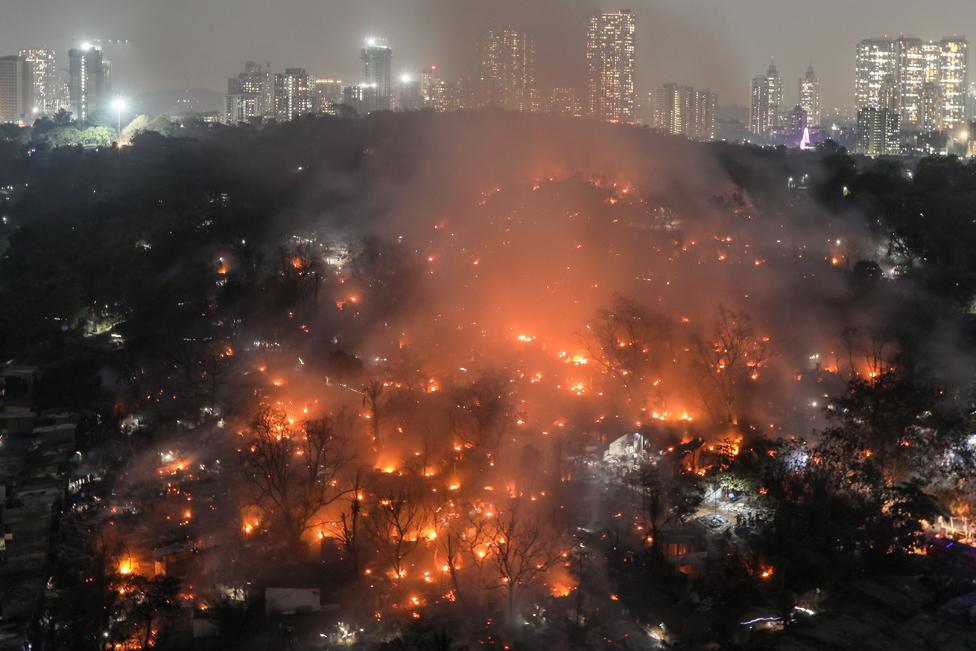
[4,114,975,650]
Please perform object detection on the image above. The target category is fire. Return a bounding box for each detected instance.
[118,558,135,575]
[759,565,774,580]
[550,583,573,597]
[516,334,536,343]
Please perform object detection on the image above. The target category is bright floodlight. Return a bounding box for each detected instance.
[111,97,127,112]
[365,37,377,47]
[400,73,412,84]
[80,41,92,51]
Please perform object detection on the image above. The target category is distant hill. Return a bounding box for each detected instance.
[133,88,225,116]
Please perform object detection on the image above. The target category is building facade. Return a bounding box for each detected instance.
[0,56,33,124]
[585,10,636,123]
[19,48,57,115]
[857,106,901,155]
[225,60,273,124]
[274,68,312,121]
[750,63,782,138]
[361,40,393,112]
[652,83,716,141]
[479,28,536,112]
[68,45,110,121]
[856,36,969,132]
[799,65,821,128]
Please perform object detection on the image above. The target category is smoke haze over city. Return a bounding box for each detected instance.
[2,0,975,108]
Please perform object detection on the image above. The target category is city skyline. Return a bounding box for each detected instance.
[1,0,974,110]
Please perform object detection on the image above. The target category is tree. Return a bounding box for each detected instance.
[451,372,512,455]
[483,497,567,625]
[362,379,385,448]
[818,370,964,482]
[365,472,431,584]
[111,574,181,651]
[586,295,673,398]
[632,460,704,556]
[337,467,368,573]
[693,306,769,424]
[240,405,349,549]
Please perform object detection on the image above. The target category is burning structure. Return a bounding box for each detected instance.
[3,112,976,649]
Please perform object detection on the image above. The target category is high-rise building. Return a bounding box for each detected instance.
[940,37,969,131]
[855,39,897,113]
[226,61,273,123]
[694,89,718,140]
[799,65,821,128]
[548,87,581,117]
[313,78,343,114]
[362,39,393,112]
[585,10,636,123]
[788,105,808,142]
[274,68,312,121]
[856,36,969,132]
[652,83,716,141]
[443,79,479,112]
[479,28,536,112]
[750,64,782,137]
[896,37,940,128]
[19,48,57,114]
[68,44,110,121]
[396,74,423,111]
[421,65,446,111]
[857,106,900,156]
[0,56,34,124]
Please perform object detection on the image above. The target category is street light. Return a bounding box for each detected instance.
[111,97,127,140]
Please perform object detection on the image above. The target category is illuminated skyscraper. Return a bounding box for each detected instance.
[548,87,580,117]
[896,37,940,128]
[313,78,343,114]
[855,39,897,113]
[585,10,636,123]
[799,65,821,128]
[19,48,57,114]
[68,44,110,121]
[750,64,782,137]
[0,56,33,124]
[856,36,968,132]
[274,68,312,121]
[421,65,446,111]
[652,83,716,141]
[225,61,273,123]
[361,39,393,111]
[479,28,536,112]
[940,37,968,130]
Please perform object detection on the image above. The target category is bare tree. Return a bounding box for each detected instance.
[693,306,769,424]
[365,474,431,584]
[483,498,567,625]
[451,372,513,455]
[586,295,673,396]
[337,468,368,572]
[362,379,385,448]
[240,405,348,549]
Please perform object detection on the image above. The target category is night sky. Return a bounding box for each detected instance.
[2,0,971,109]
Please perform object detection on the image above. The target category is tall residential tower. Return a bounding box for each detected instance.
[479,28,536,112]
[361,39,393,112]
[799,65,821,128]
[585,10,636,123]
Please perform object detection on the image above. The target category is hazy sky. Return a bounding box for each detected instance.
[2,0,972,108]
